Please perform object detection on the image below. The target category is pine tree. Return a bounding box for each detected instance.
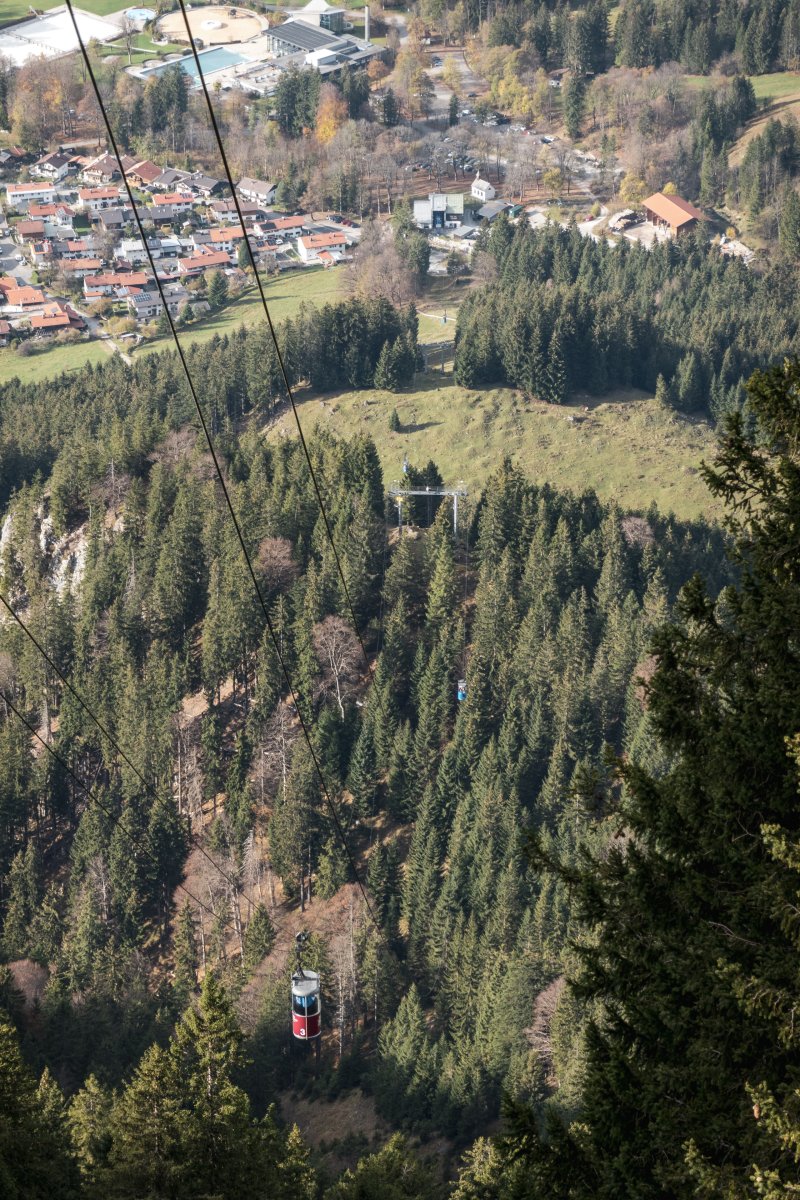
[779,184,800,257]
[243,901,275,972]
[171,973,261,1198]
[0,1016,79,1200]
[563,72,587,140]
[208,270,229,310]
[173,899,198,1008]
[374,340,400,390]
[69,1075,114,1193]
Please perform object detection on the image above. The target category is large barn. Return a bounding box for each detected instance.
[643,192,704,237]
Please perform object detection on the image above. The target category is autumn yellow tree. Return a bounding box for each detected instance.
[442,58,461,98]
[316,84,348,144]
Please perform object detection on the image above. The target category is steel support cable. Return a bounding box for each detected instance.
[63,0,382,937]
[0,591,244,896]
[1,688,221,923]
[174,0,388,721]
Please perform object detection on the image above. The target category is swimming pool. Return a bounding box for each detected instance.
[125,7,156,21]
[140,47,246,82]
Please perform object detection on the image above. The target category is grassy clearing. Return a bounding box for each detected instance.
[749,71,800,101]
[70,0,132,14]
[267,377,721,520]
[0,340,111,387]
[99,34,185,62]
[132,267,344,358]
[1,1,59,24]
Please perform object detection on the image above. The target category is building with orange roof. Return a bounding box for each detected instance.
[177,249,232,276]
[77,187,122,212]
[62,258,104,277]
[5,286,46,309]
[296,230,348,262]
[6,182,55,206]
[642,192,704,237]
[83,271,151,296]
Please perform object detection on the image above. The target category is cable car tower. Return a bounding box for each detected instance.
[388,481,467,538]
[291,931,321,1048]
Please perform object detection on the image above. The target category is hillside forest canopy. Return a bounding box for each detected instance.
[0,274,799,1195]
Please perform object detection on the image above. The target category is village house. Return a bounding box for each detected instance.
[176,172,223,198]
[77,186,122,213]
[61,257,104,279]
[296,230,348,262]
[210,226,247,247]
[115,236,173,264]
[177,249,232,277]
[83,270,152,298]
[237,178,278,206]
[30,300,83,334]
[148,168,191,193]
[97,207,135,233]
[82,153,120,185]
[150,192,195,216]
[642,192,704,237]
[14,220,45,245]
[471,176,496,203]
[0,320,11,345]
[28,202,75,226]
[125,158,162,187]
[32,151,74,182]
[269,214,307,233]
[3,286,46,311]
[6,182,56,208]
[127,281,189,321]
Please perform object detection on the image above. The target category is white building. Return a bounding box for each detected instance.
[77,187,122,213]
[296,230,348,261]
[471,176,496,203]
[295,0,346,33]
[6,182,56,208]
[32,152,73,182]
[413,193,465,230]
[237,178,277,205]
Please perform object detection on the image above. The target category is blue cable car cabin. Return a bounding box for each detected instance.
[457,678,467,701]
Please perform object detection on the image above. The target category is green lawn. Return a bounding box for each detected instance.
[685,71,800,103]
[0,340,111,387]
[99,34,186,63]
[133,269,344,360]
[1,1,58,25]
[1,0,126,19]
[267,379,722,521]
[0,271,343,385]
[749,71,800,101]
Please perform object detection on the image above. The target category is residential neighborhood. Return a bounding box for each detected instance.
[0,147,360,354]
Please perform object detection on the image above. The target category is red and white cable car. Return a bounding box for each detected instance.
[291,931,321,1040]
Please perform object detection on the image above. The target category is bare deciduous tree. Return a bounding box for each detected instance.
[312,616,362,718]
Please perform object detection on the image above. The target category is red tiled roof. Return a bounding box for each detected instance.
[643,192,704,228]
[210,225,246,242]
[6,286,45,306]
[62,258,103,271]
[78,187,120,201]
[31,312,71,329]
[299,231,347,249]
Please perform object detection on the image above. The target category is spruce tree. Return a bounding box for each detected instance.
[243,901,275,972]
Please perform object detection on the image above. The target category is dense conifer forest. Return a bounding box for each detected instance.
[2,295,800,1196]
[454,218,800,417]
